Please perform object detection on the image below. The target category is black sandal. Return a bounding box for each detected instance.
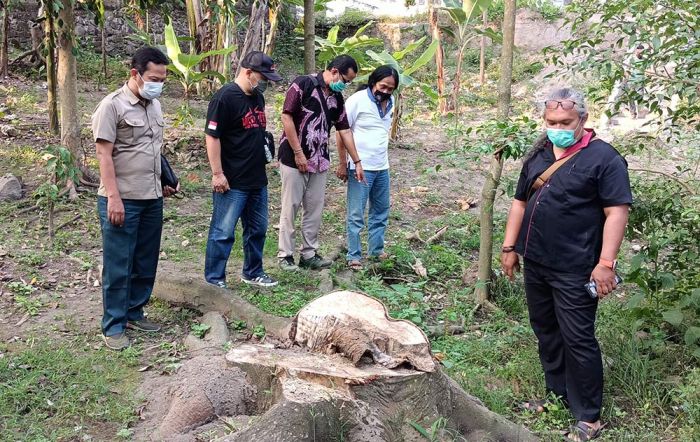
[565,421,606,441]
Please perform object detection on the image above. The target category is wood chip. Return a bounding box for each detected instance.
[14,313,30,327]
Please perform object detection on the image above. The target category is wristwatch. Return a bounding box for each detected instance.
[598,258,617,270]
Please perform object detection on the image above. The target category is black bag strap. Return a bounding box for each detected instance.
[308,74,333,125]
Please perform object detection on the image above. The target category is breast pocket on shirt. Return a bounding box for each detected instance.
[563,164,597,200]
[154,118,165,145]
[116,118,146,145]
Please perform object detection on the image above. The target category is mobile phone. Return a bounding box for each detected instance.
[585,274,623,298]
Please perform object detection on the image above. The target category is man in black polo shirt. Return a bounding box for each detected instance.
[501,88,632,442]
[203,51,282,288]
[276,55,365,271]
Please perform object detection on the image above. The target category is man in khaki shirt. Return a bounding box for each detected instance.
[92,46,176,350]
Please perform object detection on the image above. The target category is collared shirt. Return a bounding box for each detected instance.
[366,87,394,118]
[92,84,164,199]
[278,73,350,173]
[345,88,394,171]
[514,133,633,273]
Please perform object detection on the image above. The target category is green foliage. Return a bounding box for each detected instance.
[191,322,211,339]
[453,115,539,160]
[33,145,79,211]
[315,21,383,70]
[625,177,700,356]
[547,0,700,131]
[365,37,439,98]
[358,277,430,326]
[163,18,235,100]
[252,324,266,339]
[333,7,374,29]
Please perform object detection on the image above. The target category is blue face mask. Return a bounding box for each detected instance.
[138,74,164,100]
[330,80,347,93]
[546,119,582,148]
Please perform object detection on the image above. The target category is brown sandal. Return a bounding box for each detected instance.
[348,260,363,271]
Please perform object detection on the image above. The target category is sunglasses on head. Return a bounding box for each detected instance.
[545,99,577,110]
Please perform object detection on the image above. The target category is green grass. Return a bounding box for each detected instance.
[0,337,140,441]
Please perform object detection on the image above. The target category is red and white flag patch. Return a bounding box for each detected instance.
[207,121,218,131]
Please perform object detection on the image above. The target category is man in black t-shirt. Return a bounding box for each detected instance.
[203,51,282,288]
[501,88,632,442]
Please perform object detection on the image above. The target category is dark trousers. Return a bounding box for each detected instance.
[524,258,603,422]
[204,187,268,283]
[98,196,163,337]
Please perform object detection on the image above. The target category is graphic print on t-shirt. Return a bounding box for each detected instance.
[242,108,266,130]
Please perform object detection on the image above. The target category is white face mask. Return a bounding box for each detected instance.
[138,73,164,100]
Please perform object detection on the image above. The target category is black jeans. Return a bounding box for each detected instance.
[524,258,603,422]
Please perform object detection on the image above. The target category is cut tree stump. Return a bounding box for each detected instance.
[291,290,436,372]
[143,287,537,441]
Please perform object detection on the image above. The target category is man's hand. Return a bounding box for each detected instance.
[163,183,180,197]
[501,251,520,281]
[294,150,308,173]
[212,173,230,193]
[107,196,125,226]
[590,264,617,298]
[354,162,365,183]
[336,162,348,182]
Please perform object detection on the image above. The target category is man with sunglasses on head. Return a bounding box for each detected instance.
[203,51,282,289]
[277,55,365,271]
[500,88,632,442]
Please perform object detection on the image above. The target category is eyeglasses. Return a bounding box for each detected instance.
[545,99,577,110]
[335,70,352,85]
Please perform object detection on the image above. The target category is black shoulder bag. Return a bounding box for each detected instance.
[160,154,179,190]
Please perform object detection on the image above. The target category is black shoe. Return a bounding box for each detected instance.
[241,273,279,287]
[299,254,332,270]
[278,256,299,271]
[207,280,228,289]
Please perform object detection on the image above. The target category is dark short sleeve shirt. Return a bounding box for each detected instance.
[204,83,268,190]
[514,139,633,273]
[278,73,350,173]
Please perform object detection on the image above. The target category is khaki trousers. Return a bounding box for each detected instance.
[277,164,328,260]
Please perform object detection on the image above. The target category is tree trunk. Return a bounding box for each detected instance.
[144,290,537,442]
[264,1,281,55]
[238,0,267,75]
[101,25,107,83]
[474,0,516,304]
[0,3,8,78]
[57,0,81,162]
[303,0,315,73]
[185,0,202,54]
[389,93,401,141]
[479,10,487,85]
[45,9,59,134]
[452,44,466,114]
[429,1,446,114]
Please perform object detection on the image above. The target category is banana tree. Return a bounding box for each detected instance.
[164,19,235,99]
[441,0,501,112]
[365,37,439,141]
[315,21,383,70]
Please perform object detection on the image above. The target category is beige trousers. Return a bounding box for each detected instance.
[277,164,328,260]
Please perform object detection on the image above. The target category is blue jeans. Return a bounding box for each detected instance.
[346,169,390,261]
[98,196,163,337]
[205,187,268,284]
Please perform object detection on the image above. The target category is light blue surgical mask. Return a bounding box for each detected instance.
[546,119,582,148]
[330,80,347,93]
[138,73,164,100]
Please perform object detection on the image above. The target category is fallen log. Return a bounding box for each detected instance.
[152,268,292,338]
